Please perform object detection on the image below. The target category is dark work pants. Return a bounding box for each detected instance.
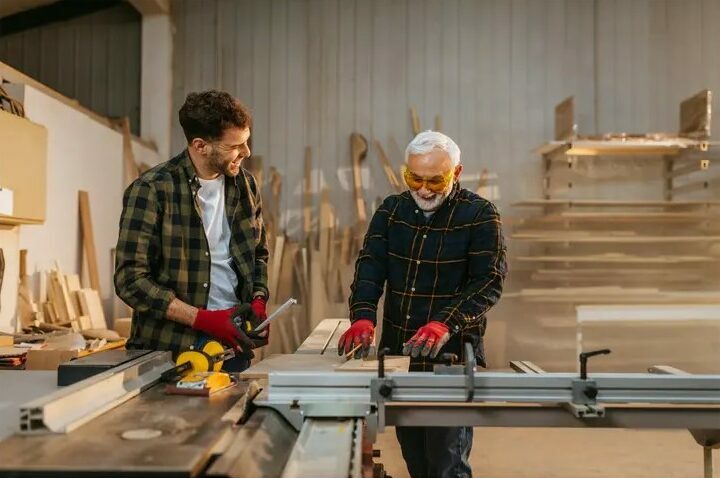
[395,426,473,478]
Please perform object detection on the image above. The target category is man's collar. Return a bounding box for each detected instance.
[180,148,238,189]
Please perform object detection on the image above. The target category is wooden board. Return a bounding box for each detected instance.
[554,96,575,141]
[78,191,101,295]
[76,288,107,329]
[0,109,47,222]
[507,288,720,304]
[302,146,312,238]
[524,211,720,222]
[268,235,285,304]
[576,304,720,323]
[295,318,349,355]
[239,353,343,379]
[512,232,720,243]
[512,199,720,207]
[335,356,409,373]
[515,254,714,264]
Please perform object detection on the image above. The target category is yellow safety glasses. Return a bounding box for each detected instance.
[401,165,455,194]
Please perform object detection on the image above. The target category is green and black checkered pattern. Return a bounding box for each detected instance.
[114,150,269,353]
[349,185,507,371]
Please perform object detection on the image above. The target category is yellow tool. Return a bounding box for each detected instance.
[163,341,237,396]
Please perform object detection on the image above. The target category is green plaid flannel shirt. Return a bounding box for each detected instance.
[349,185,507,370]
[114,150,269,353]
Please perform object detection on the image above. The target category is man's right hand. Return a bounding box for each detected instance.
[192,307,254,353]
[337,319,374,358]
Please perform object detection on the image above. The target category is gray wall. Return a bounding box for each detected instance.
[168,0,720,234]
[0,2,142,134]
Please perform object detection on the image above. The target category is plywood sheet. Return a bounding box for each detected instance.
[0,109,47,221]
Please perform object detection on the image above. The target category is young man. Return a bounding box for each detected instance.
[339,131,507,478]
[114,90,269,371]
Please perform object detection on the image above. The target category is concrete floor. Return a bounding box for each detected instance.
[377,427,717,478]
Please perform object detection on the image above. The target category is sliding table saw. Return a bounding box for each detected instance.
[0,319,718,478]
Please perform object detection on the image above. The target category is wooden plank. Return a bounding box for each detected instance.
[409,106,421,135]
[302,146,312,239]
[576,304,720,323]
[512,232,720,243]
[295,318,349,355]
[116,117,139,187]
[374,140,402,193]
[679,89,711,139]
[18,249,27,282]
[77,288,107,329]
[78,191,101,295]
[308,251,326,330]
[350,133,368,224]
[268,235,285,305]
[239,353,342,380]
[513,199,720,207]
[554,96,575,141]
[275,240,297,305]
[515,254,715,264]
[507,288,720,304]
[49,271,74,323]
[335,356,409,373]
[525,211,720,222]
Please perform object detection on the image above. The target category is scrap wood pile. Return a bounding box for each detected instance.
[7,252,125,369]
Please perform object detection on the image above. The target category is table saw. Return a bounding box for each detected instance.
[0,319,718,478]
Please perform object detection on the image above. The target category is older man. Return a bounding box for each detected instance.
[339,131,507,478]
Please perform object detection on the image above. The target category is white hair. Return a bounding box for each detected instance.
[405,130,461,166]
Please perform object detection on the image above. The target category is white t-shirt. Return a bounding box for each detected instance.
[196,176,239,310]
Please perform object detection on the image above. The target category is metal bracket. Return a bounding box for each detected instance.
[566,348,611,419]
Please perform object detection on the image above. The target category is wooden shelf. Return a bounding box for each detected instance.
[520,211,720,223]
[515,254,715,264]
[506,288,720,304]
[0,215,43,226]
[512,232,720,243]
[535,138,718,157]
[513,199,720,208]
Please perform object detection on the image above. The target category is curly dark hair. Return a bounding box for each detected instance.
[178,90,252,142]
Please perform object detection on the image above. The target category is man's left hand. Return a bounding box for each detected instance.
[403,321,450,358]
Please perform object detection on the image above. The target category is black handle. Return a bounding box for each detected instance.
[378,347,390,378]
[579,348,611,380]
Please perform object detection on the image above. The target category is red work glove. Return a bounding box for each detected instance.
[192,307,253,353]
[403,321,450,358]
[337,319,374,358]
[250,297,268,323]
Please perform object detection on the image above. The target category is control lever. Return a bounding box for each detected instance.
[377,347,392,398]
[579,348,611,380]
[568,348,611,418]
[464,342,475,402]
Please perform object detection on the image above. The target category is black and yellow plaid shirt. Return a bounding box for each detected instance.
[349,185,507,370]
[114,150,269,353]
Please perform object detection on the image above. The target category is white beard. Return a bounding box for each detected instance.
[410,187,452,212]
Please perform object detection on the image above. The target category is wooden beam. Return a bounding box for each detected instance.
[350,133,368,224]
[302,147,313,239]
[374,140,403,193]
[78,191,101,295]
[409,107,420,136]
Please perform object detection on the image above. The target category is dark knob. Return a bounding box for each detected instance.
[439,353,458,366]
[379,384,392,398]
[584,385,598,400]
